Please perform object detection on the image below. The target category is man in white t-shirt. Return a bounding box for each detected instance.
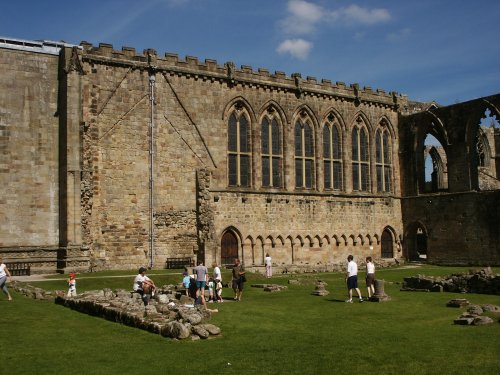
[264,253,272,278]
[212,262,223,302]
[133,267,155,305]
[345,255,363,303]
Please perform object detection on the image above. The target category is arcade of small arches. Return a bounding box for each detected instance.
[219,226,399,266]
[225,98,396,194]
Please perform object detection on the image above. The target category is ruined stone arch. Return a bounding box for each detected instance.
[373,233,380,245]
[349,234,356,246]
[404,221,429,262]
[304,235,314,247]
[265,235,275,248]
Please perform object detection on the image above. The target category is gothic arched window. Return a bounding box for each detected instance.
[228,110,251,187]
[323,117,343,190]
[261,115,282,188]
[376,126,392,192]
[294,118,314,189]
[352,120,369,191]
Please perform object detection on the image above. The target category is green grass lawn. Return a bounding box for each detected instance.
[2,265,499,375]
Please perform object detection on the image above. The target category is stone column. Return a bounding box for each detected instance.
[369,279,390,302]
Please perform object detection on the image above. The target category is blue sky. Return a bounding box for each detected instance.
[1,0,499,105]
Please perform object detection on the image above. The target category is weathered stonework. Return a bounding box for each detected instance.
[1,38,499,273]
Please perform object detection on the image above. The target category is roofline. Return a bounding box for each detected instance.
[0,36,81,55]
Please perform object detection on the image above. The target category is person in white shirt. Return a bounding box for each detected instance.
[133,267,156,305]
[264,253,272,278]
[0,258,13,301]
[212,262,223,302]
[345,255,363,303]
[365,256,376,298]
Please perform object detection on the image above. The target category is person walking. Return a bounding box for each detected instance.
[231,258,246,301]
[345,255,363,303]
[0,258,13,301]
[365,256,375,298]
[264,253,272,278]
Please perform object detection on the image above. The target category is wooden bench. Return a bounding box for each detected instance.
[5,262,31,276]
[165,257,194,269]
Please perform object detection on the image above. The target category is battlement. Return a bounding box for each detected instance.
[79,41,405,108]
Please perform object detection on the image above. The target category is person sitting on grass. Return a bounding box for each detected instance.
[133,267,156,306]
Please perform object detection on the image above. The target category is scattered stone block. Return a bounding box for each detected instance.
[446,299,469,308]
[473,316,494,325]
[467,304,484,315]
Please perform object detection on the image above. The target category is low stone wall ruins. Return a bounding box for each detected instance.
[10,281,221,340]
[401,267,499,295]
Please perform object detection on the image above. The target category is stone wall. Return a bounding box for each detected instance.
[76,43,404,269]
[402,191,500,265]
[0,48,60,247]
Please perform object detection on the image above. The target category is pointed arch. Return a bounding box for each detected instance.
[266,235,276,248]
[332,234,341,246]
[357,234,364,246]
[226,98,253,187]
[322,235,331,245]
[305,235,313,247]
[260,102,285,189]
[222,96,257,123]
[323,110,344,191]
[373,233,380,245]
[352,114,371,192]
[295,235,305,247]
[341,234,348,246]
[349,234,356,246]
[366,233,373,245]
[276,235,285,246]
[381,226,396,259]
[220,227,243,265]
[376,119,393,193]
[258,100,288,125]
[293,106,316,189]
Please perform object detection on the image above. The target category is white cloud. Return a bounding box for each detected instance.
[386,27,412,42]
[279,1,391,35]
[334,5,391,25]
[280,0,324,35]
[277,38,313,60]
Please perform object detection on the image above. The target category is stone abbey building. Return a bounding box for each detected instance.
[1,37,499,273]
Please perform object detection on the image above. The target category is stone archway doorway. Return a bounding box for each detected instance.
[381,229,394,258]
[405,222,428,261]
[221,231,239,266]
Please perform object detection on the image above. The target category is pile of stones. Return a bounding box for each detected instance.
[447,298,499,326]
[251,283,288,292]
[11,281,221,340]
[401,267,499,295]
[311,280,329,296]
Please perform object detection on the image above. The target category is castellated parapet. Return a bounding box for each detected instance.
[78,41,407,110]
